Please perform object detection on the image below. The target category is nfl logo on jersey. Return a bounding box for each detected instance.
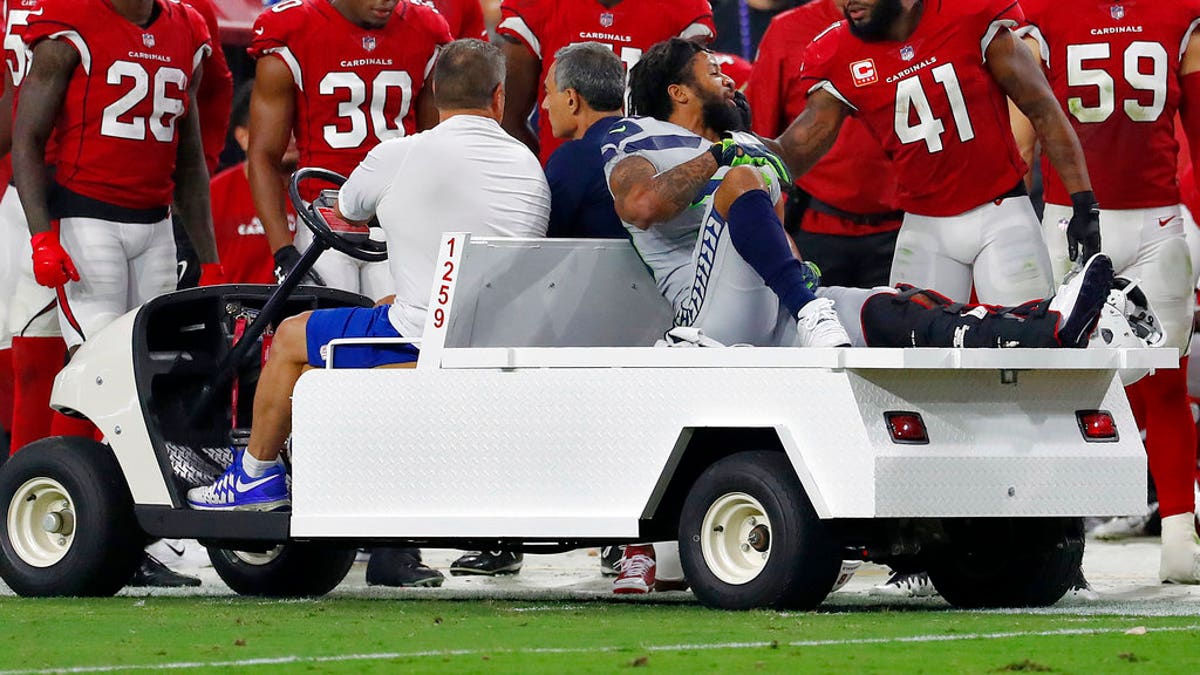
[600,12,614,27]
[900,45,914,61]
[142,33,155,49]
[1110,5,1124,20]
[363,36,376,51]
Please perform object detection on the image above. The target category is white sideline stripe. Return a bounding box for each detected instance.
[3,624,1199,674]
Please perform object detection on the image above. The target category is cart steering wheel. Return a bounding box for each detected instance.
[288,167,388,263]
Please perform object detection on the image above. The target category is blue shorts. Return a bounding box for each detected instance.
[305,305,419,368]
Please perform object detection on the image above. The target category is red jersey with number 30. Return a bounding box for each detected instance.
[497,0,715,163]
[1021,0,1200,209]
[25,0,210,209]
[799,0,1027,217]
[248,0,451,188]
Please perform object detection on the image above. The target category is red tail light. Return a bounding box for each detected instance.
[885,412,928,444]
[1077,410,1118,442]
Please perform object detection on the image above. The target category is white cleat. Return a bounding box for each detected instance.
[1159,513,1200,584]
[796,297,851,347]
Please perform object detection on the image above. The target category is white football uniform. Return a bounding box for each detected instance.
[1,189,59,342]
[1043,204,1194,354]
[602,117,802,347]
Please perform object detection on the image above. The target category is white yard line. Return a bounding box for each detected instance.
[4,624,1199,674]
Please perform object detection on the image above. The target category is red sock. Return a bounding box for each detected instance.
[1127,358,1197,518]
[0,348,13,435]
[10,336,65,454]
[50,412,99,439]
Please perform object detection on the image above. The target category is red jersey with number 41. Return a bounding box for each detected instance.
[25,0,210,209]
[1020,0,1200,210]
[497,0,715,163]
[799,0,1027,217]
[248,0,451,188]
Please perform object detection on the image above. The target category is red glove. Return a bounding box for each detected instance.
[198,263,228,287]
[30,231,79,288]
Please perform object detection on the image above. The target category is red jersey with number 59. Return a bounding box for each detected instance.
[1021,0,1200,209]
[497,0,715,163]
[248,0,451,188]
[25,0,210,209]
[799,0,1027,217]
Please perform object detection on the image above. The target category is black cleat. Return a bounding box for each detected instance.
[127,553,201,588]
[1050,253,1114,348]
[600,546,624,577]
[365,547,444,587]
[449,550,523,576]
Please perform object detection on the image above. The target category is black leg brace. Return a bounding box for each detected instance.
[862,285,1061,348]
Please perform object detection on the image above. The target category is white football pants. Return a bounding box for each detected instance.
[294,226,391,302]
[1,189,59,344]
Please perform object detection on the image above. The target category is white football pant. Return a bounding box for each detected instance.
[890,196,1054,305]
[57,215,177,348]
[1043,203,1193,354]
[294,226,391,302]
[1,189,59,344]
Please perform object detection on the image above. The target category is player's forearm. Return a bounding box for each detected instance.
[12,136,51,235]
[247,153,294,252]
[1026,97,1091,195]
[772,100,841,178]
[619,153,719,229]
[173,112,218,264]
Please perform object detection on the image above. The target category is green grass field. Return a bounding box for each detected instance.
[2,598,1199,673]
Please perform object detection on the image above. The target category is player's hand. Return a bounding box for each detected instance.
[707,133,792,184]
[198,263,228,287]
[1066,191,1102,263]
[272,244,326,286]
[30,230,80,288]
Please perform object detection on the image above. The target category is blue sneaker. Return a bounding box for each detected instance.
[187,453,290,511]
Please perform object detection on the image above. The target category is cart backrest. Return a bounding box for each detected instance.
[443,238,673,348]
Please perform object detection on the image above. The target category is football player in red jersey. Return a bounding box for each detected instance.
[1015,0,1200,584]
[434,0,486,39]
[247,0,451,297]
[769,0,1096,308]
[495,0,715,162]
[211,82,298,284]
[746,0,901,289]
[247,0,451,588]
[13,0,220,349]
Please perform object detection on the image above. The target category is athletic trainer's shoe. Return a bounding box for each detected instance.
[450,550,523,576]
[796,297,851,348]
[1049,253,1114,348]
[868,571,938,598]
[186,453,290,511]
[366,547,444,587]
[127,553,201,588]
[600,545,624,577]
[612,545,656,594]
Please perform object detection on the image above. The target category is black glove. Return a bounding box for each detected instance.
[273,244,326,286]
[1066,190,1102,263]
[732,90,753,131]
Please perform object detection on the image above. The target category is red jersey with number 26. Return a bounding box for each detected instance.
[1021,0,1200,209]
[25,0,210,209]
[497,0,715,163]
[799,0,1027,217]
[248,0,451,187]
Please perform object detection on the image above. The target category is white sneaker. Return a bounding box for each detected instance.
[1160,513,1200,584]
[830,560,863,592]
[796,297,851,347]
[145,538,211,573]
[1088,505,1156,541]
[868,571,938,598]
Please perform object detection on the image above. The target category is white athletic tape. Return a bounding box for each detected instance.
[2,624,1199,674]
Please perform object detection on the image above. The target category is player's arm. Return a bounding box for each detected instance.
[1008,35,1045,173]
[173,63,218,265]
[0,68,13,159]
[608,153,718,230]
[246,55,297,255]
[12,39,75,236]
[496,35,539,153]
[1179,27,1200,193]
[988,29,1089,195]
[767,88,848,178]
